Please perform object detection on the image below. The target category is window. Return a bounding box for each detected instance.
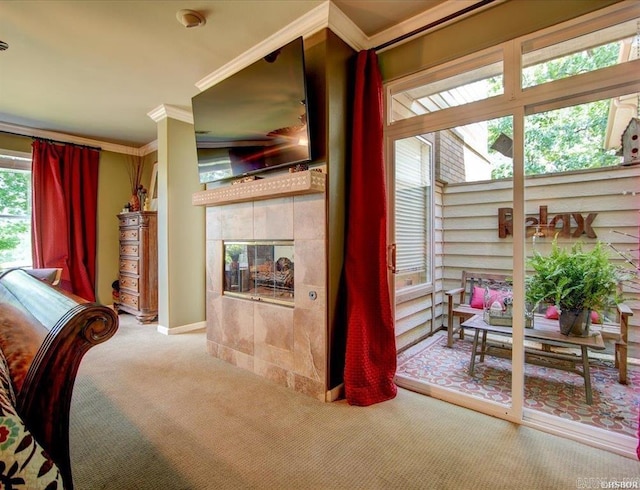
[394,136,432,289]
[522,18,639,89]
[389,50,504,123]
[0,151,32,268]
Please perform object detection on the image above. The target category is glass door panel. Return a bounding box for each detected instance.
[391,135,434,351]
[523,95,639,440]
[394,116,515,411]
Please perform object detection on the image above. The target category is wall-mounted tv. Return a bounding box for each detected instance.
[192,37,311,184]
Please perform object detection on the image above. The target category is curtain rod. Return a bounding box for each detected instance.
[33,136,101,151]
[0,130,101,151]
[374,0,497,52]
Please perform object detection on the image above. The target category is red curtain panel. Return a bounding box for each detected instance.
[343,50,397,406]
[31,140,99,302]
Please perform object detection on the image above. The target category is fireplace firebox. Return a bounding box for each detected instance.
[223,241,294,306]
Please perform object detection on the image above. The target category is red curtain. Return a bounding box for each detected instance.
[343,50,397,406]
[31,140,100,301]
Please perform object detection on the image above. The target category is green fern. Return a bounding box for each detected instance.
[525,239,628,312]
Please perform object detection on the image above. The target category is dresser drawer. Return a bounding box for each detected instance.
[119,214,140,227]
[120,243,139,256]
[120,228,139,241]
[118,275,139,292]
[119,291,139,309]
[119,259,139,275]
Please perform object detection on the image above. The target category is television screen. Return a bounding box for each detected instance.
[192,37,311,184]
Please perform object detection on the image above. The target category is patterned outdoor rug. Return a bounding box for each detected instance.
[396,332,639,437]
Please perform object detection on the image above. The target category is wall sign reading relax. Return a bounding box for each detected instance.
[498,206,597,239]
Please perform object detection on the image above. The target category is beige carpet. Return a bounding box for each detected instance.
[70,313,639,489]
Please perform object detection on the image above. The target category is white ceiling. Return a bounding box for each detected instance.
[0,0,487,153]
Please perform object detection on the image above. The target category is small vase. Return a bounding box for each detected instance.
[129,194,140,212]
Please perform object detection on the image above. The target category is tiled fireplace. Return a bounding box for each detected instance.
[193,171,329,400]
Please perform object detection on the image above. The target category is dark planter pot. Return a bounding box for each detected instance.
[559,308,591,337]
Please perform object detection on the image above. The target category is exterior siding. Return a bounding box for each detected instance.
[396,165,639,350]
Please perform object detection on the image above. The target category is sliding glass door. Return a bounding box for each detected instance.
[387,2,640,456]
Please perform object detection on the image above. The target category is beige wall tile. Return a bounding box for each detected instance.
[220,202,254,239]
[295,239,326,287]
[293,306,326,381]
[254,197,293,239]
[206,207,222,240]
[254,303,295,370]
[294,374,325,401]
[254,358,295,389]
[206,294,224,344]
[206,239,223,293]
[221,297,254,355]
[294,194,325,240]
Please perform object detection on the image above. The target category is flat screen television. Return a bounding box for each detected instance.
[192,37,311,184]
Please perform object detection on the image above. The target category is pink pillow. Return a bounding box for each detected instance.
[545,305,559,319]
[470,286,485,309]
[470,286,511,310]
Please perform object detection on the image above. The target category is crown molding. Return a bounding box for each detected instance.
[327,2,368,51]
[139,140,158,156]
[147,104,193,125]
[196,2,335,92]
[0,121,141,155]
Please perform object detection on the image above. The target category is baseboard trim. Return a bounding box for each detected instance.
[326,383,344,402]
[157,321,206,335]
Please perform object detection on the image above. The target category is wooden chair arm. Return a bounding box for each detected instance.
[616,303,632,344]
[445,286,465,297]
[616,302,633,317]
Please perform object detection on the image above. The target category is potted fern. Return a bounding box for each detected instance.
[525,240,626,336]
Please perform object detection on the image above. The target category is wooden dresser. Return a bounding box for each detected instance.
[117,211,158,323]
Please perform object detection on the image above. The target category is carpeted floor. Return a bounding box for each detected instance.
[397,332,639,437]
[69,313,640,489]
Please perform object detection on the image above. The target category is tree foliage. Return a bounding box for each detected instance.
[0,169,30,256]
[488,42,621,179]
[0,170,29,216]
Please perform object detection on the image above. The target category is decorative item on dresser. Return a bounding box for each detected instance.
[117,211,158,323]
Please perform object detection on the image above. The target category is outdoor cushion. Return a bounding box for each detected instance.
[470,286,485,309]
[471,285,511,310]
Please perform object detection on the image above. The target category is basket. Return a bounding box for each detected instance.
[483,309,534,328]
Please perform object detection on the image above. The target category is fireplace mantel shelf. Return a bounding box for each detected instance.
[192,170,326,207]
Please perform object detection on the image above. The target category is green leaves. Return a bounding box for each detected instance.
[526,240,626,311]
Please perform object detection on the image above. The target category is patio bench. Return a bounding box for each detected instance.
[592,303,632,384]
[444,270,512,348]
[445,269,633,383]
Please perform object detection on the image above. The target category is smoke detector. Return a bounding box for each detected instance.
[176,9,206,28]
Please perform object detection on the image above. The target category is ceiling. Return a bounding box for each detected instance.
[0,0,479,153]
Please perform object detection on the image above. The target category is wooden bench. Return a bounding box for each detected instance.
[0,268,119,489]
[445,269,633,384]
[444,271,512,348]
[593,303,632,384]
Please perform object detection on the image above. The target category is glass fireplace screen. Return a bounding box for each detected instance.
[223,241,294,306]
